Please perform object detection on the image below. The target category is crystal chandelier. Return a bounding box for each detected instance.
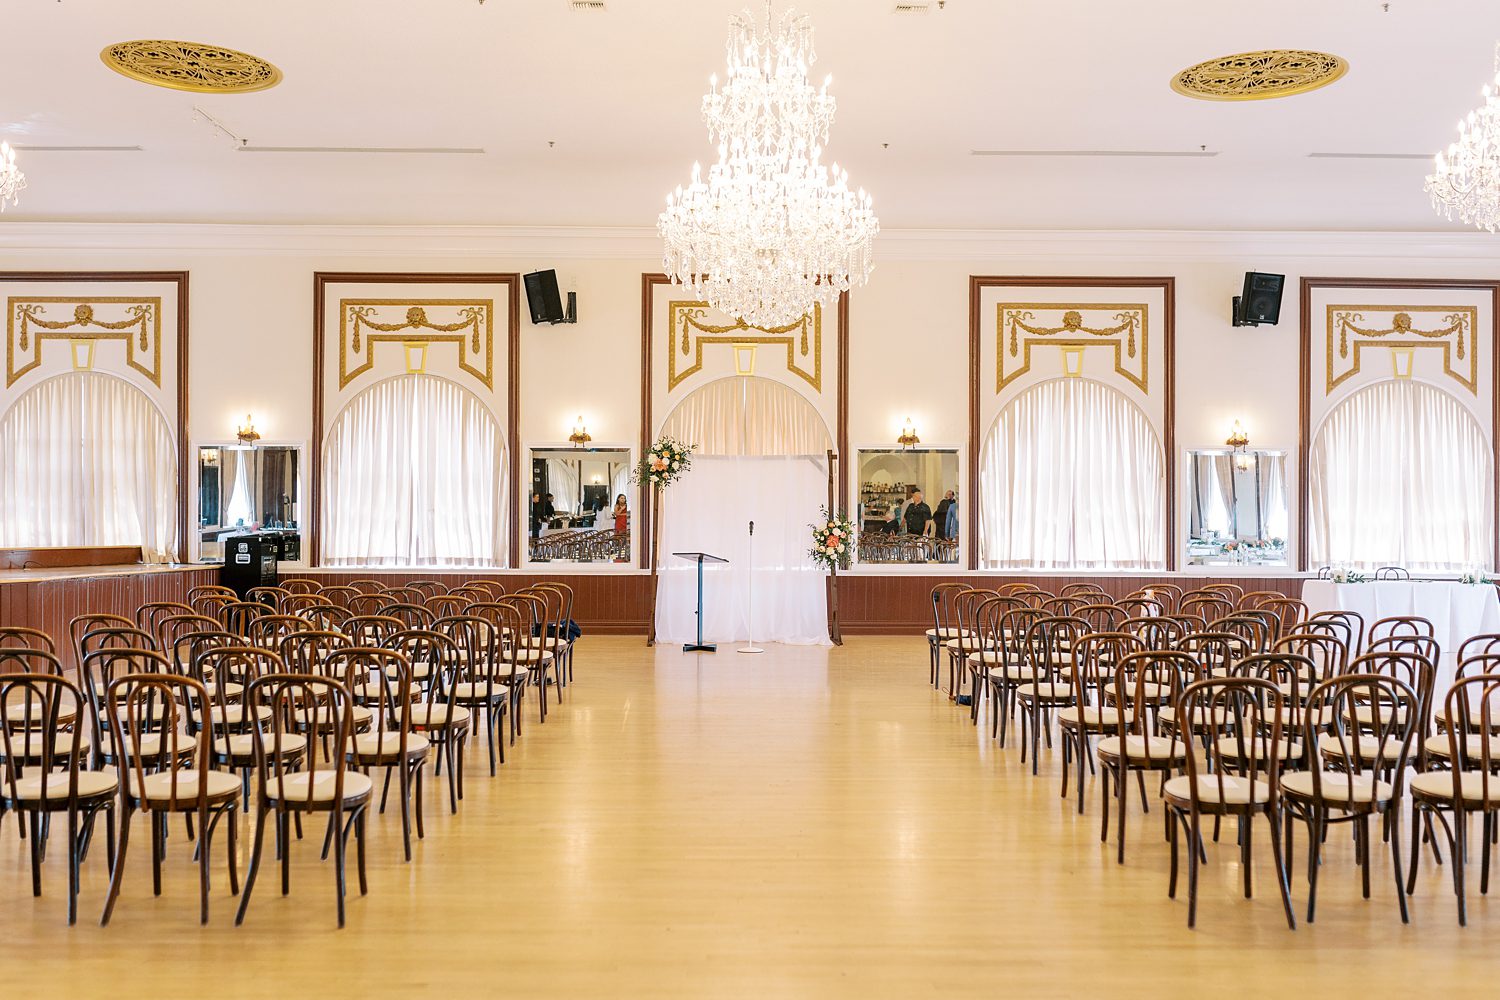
[1427,44,1500,230]
[658,5,878,328]
[0,141,24,212]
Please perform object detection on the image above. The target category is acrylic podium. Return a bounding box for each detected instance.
[672,551,728,652]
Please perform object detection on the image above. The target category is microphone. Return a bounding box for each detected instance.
[749,520,755,536]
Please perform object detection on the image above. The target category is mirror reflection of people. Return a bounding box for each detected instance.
[904,490,933,537]
[934,490,956,539]
[944,492,959,541]
[530,492,543,539]
[613,493,629,533]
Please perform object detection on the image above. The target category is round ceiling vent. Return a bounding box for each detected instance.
[1170,50,1347,101]
[100,39,282,94]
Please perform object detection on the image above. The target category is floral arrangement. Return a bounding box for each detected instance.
[1330,566,1368,584]
[1460,568,1493,585]
[632,436,694,489]
[809,507,855,572]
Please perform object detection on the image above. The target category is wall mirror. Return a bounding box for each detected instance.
[198,445,301,562]
[1185,449,1289,566]
[528,447,632,563]
[855,448,961,564]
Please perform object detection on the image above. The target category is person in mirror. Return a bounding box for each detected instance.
[530,493,544,540]
[944,492,959,542]
[613,493,629,533]
[540,492,556,528]
[933,490,956,539]
[904,490,933,537]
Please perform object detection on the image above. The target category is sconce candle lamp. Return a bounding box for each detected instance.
[1226,419,1253,471]
[896,417,920,450]
[568,415,592,448]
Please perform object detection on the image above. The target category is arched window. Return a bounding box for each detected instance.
[1310,379,1490,570]
[0,372,178,561]
[322,374,504,567]
[978,378,1164,569]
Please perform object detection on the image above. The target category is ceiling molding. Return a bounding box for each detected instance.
[1,222,1499,263]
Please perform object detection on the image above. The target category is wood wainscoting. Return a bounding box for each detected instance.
[0,566,221,671]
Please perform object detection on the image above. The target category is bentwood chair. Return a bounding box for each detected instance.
[385,629,471,814]
[197,647,306,807]
[68,614,133,669]
[965,596,1020,725]
[1059,632,1144,813]
[1281,673,1419,924]
[434,614,507,774]
[987,607,1046,746]
[101,673,240,926]
[332,648,428,861]
[926,583,971,687]
[279,579,322,596]
[236,674,372,928]
[0,627,58,656]
[318,585,364,608]
[1097,651,1192,863]
[1407,676,1500,924]
[0,673,118,924]
[1164,677,1296,930]
[1309,610,1366,657]
[508,593,561,721]
[80,647,185,772]
[1016,616,1084,775]
[135,602,194,638]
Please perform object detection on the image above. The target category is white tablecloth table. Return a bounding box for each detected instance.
[1300,579,1500,692]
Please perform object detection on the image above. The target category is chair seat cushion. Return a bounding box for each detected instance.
[0,730,90,760]
[925,628,971,640]
[1410,770,1500,805]
[1280,770,1393,804]
[450,681,514,701]
[348,731,430,759]
[1097,734,1184,763]
[195,703,273,726]
[1215,735,1303,763]
[1164,774,1272,806]
[1016,682,1072,701]
[1424,732,1500,761]
[507,648,555,664]
[7,769,118,801]
[213,733,307,759]
[966,651,1006,666]
[1057,705,1131,727]
[125,768,240,804]
[1320,735,1405,764]
[100,730,197,759]
[265,770,374,804]
[406,704,471,728]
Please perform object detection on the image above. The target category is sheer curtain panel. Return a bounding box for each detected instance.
[1310,380,1490,571]
[322,375,505,567]
[0,372,178,561]
[978,379,1164,570]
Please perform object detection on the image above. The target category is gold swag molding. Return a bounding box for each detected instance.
[7,297,162,388]
[996,303,1149,393]
[1326,304,1478,394]
[338,299,494,390]
[667,300,822,391]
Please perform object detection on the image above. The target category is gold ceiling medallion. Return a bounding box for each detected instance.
[339,300,493,389]
[7,297,162,387]
[100,39,283,94]
[667,301,822,391]
[1170,50,1348,102]
[1326,305,1478,395]
[997,304,1149,393]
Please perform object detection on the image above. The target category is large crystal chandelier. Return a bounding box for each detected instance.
[0,141,24,212]
[658,5,878,328]
[1427,44,1500,230]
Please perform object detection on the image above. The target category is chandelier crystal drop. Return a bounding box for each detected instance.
[658,5,878,328]
[1427,43,1500,231]
[0,141,25,212]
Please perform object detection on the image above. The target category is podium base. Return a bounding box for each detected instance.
[737,645,765,654]
[683,643,717,653]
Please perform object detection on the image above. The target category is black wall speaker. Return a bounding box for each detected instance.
[1232,271,1285,327]
[525,269,566,325]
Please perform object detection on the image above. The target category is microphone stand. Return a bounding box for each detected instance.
[739,519,763,654]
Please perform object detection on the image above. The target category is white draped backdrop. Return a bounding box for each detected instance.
[0,372,178,561]
[654,377,831,646]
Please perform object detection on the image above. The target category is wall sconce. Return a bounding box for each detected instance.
[732,342,757,376]
[897,417,920,450]
[1060,346,1085,377]
[1226,419,1253,471]
[569,415,592,448]
[403,341,429,374]
[235,414,261,449]
[1391,346,1415,379]
[68,338,95,371]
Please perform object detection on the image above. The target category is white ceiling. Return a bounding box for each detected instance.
[4,0,1500,231]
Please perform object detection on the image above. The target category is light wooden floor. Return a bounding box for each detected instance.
[2,636,1494,997]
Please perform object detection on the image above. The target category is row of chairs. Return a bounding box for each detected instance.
[927,581,1500,928]
[0,576,582,927]
[529,528,628,562]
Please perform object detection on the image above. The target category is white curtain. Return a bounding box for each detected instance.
[323,374,505,567]
[655,455,830,645]
[655,376,833,645]
[0,372,178,562]
[225,449,255,527]
[660,376,831,457]
[1310,380,1490,571]
[1258,453,1289,542]
[978,379,1164,569]
[544,459,580,514]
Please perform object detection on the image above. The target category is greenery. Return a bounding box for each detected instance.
[809,506,855,572]
[631,436,694,490]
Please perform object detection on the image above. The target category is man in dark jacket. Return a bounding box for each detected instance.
[933,490,955,539]
[904,491,933,536]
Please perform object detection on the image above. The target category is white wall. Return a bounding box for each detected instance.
[6,224,1499,569]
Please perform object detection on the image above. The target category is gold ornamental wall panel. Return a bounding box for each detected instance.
[1326,304,1478,394]
[996,303,1148,393]
[6,296,162,388]
[667,300,821,391]
[338,299,494,390]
